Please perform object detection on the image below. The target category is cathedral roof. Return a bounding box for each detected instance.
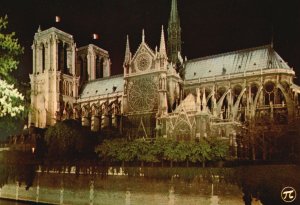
[185,45,291,80]
[79,75,124,99]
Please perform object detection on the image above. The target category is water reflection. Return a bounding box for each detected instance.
[90,180,94,205]
[210,184,219,205]
[0,157,299,205]
[168,186,174,205]
[125,190,131,205]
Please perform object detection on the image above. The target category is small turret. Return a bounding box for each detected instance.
[123,35,131,65]
[159,25,167,58]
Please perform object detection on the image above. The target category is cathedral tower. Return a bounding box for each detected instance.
[29,27,79,128]
[167,0,182,65]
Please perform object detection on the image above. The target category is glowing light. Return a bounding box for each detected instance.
[55,16,61,23]
[32,147,35,154]
[92,33,99,40]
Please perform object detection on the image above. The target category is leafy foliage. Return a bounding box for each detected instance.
[0,15,24,82]
[0,15,24,120]
[208,137,229,161]
[189,139,211,165]
[96,137,230,167]
[0,79,24,117]
[44,120,96,163]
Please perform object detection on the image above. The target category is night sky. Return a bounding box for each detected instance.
[0,0,300,83]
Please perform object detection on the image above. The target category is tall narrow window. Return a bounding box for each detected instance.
[58,42,66,72]
[70,82,73,97]
[42,44,45,72]
[66,81,69,96]
[83,56,88,82]
[264,82,275,105]
[76,57,83,77]
[64,44,68,74]
[96,57,104,78]
[76,55,88,86]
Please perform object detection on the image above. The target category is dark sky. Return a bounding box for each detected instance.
[0,0,300,83]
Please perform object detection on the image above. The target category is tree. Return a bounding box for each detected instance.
[44,120,96,164]
[0,79,24,117]
[0,15,24,118]
[135,139,158,166]
[0,15,24,81]
[96,138,137,166]
[152,137,168,167]
[117,139,137,166]
[0,15,26,140]
[209,137,229,161]
[164,139,178,167]
[189,139,212,167]
[174,141,191,167]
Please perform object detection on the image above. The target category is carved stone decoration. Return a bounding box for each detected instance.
[73,107,81,120]
[128,77,158,112]
[172,120,191,140]
[136,53,151,71]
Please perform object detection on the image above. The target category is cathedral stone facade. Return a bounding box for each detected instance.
[29,0,300,157]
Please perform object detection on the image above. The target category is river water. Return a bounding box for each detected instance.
[0,200,34,205]
[0,176,243,205]
[0,165,299,205]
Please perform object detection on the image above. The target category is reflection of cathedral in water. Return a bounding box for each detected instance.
[29,0,300,158]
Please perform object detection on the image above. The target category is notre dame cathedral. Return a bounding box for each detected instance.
[29,0,300,158]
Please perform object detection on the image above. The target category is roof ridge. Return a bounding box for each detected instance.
[187,44,272,63]
[77,44,109,54]
[85,74,123,83]
[37,27,73,38]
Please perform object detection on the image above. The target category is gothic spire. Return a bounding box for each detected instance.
[167,0,182,65]
[123,35,131,65]
[170,0,179,22]
[159,25,167,57]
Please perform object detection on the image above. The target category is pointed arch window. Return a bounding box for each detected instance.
[76,56,88,85]
[58,42,68,73]
[96,56,104,78]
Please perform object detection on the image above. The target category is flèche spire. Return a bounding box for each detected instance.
[167,0,182,65]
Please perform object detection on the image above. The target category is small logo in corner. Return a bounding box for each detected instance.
[281,187,296,203]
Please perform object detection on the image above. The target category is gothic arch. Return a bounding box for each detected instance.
[232,84,243,105]
[95,56,104,79]
[251,86,263,117]
[82,104,91,118]
[217,87,231,117]
[63,102,73,120]
[91,103,101,116]
[73,106,82,120]
[250,83,260,103]
[277,83,293,121]
[172,111,193,141]
[40,43,46,73]
[66,81,69,96]
[264,81,276,105]
[57,41,70,74]
[232,87,247,119]
[76,55,88,85]
[76,56,83,77]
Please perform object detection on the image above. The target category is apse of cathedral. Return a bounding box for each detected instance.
[29,0,300,151]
